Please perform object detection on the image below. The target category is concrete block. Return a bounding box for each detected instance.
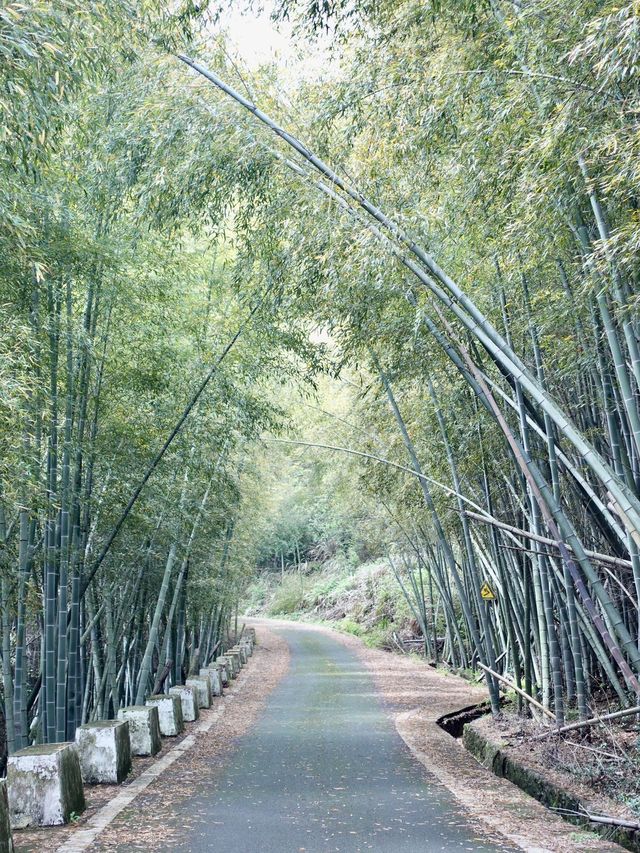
[221,653,237,677]
[146,694,184,736]
[7,742,85,828]
[234,645,248,665]
[227,649,243,671]
[216,656,233,682]
[240,639,253,657]
[75,720,131,784]
[226,653,240,676]
[200,667,222,696]
[118,705,161,756]
[219,658,231,684]
[0,780,13,852]
[186,676,212,710]
[169,685,199,722]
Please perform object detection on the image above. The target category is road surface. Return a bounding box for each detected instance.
[167,623,517,852]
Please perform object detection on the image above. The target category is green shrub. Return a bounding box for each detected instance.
[336,618,363,636]
[267,575,306,615]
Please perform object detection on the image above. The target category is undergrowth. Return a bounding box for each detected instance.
[243,558,415,650]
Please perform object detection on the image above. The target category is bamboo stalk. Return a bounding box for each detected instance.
[477,662,556,721]
[464,511,633,570]
[179,54,640,548]
[535,704,640,739]
[81,298,266,596]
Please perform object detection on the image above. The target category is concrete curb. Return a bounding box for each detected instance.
[463,721,639,852]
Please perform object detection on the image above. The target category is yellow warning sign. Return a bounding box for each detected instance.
[480,582,496,600]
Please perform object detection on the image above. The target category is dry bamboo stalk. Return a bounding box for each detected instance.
[582,813,640,831]
[475,650,506,682]
[477,662,556,721]
[534,703,640,739]
[465,510,633,570]
[554,807,640,831]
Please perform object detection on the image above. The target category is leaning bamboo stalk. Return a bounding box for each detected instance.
[477,662,556,721]
[534,704,640,739]
[179,54,640,546]
[426,370,501,712]
[81,298,266,596]
[437,309,640,690]
[484,372,626,546]
[135,540,179,705]
[465,511,633,570]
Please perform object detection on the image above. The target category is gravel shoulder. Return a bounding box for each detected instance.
[88,624,291,851]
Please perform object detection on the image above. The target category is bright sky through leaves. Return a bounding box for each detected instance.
[215,1,328,78]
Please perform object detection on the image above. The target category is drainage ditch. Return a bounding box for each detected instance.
[438,701,640,852]
[436,699,500,738]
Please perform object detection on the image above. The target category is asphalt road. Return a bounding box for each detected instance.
[168,624,517,852]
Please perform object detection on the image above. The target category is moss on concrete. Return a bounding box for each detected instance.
[0,781,13,852]
[60,745,86,819]
[463,721,640,852]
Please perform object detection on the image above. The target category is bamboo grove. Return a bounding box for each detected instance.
[3,0,640,768]
[181,0,640,727]
[0,0,319,766]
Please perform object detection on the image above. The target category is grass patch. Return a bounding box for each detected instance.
[335,618,363,637]
[267,575,307,615]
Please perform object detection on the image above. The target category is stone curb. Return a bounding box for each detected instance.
[54,661,255,853]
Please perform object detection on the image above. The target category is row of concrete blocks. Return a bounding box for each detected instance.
[0,635,255,847]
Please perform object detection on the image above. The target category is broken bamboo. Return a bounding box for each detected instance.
[477,662,556,721]
[534,704,640,739]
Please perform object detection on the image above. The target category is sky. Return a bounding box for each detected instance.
[212,1,329,78]
[222,4,294,67]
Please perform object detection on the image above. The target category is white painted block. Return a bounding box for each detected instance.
[227,653,239,676]
[200,667,222,696]
[216,656,233,682]
[227,649,243,671]
[75,720,131,784]
[7,742,85,828]
[145,694,184,736]
[118,705,161,756]
[169,685,199,722]
[186,676,212,710]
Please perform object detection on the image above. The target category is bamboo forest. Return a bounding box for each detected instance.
[2,1,640,851]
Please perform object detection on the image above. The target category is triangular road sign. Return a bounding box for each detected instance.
[480,582,496,600]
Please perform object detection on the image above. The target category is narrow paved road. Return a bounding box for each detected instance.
[168,624,517,852]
